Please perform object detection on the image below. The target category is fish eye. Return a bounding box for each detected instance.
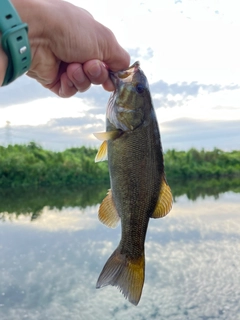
[135,83,145,94]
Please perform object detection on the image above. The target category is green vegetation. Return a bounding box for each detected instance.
[0,142,109,187]
[164,147,240,179]
[0,142,239,188]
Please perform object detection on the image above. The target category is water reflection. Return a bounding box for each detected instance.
[0,183,109,221]
[169,175,240,200]
[0,176,239,221]
[0,179,240,320]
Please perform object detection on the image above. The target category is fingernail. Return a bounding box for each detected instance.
[59,87,67,98]
[73,67,83,82]
[67,79,74,87]
[88,61,101,78]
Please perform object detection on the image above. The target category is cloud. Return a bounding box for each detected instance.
[0,114,104,150]
[151,80,240,108]
[160,118,240,151]
[0,75,110,110]
[79,85,110,111]
[9,205,100,232]
[0,116,239,151]
[2,73,239,114]
[128,47,154,61]
[48,115,104,127]
[0,76,54,108]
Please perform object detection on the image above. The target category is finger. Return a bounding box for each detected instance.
[58,72,78,98]
[40,73,77,98]
[67,63,91,92]
[83,60,109,85]
[102,77,115,92]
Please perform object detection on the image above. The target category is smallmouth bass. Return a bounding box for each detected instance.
[94,61,172,305]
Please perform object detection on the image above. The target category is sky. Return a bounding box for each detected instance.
[0,0,240,151]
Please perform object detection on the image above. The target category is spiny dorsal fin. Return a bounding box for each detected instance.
[151,179,173,218]
[95,140,108,162]
[98,190,120,228]
[93,130,121,141]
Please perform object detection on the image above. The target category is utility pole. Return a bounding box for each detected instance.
[5,121,12,145]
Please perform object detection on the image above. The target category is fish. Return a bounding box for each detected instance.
[93,61,172,306]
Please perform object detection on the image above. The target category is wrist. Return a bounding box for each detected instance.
[0,46,8,86]
[11,0,50,57]
[0,0,33,85]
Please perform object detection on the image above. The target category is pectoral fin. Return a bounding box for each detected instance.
[151,179,173,218]
[95,140,108,162]
[98,190,120,228]
[93,130,121,141]
[94,131,122,162]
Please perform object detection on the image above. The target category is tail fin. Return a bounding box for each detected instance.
[96,247,145,306]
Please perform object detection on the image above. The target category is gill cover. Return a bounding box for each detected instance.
[107,62,149,132]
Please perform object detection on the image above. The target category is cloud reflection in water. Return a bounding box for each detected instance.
[0,192,240,319]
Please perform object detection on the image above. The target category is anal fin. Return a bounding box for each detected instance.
[151,178,173,218]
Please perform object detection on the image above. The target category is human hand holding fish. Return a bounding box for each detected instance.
[94,61,173,305]
[1,0,130,94]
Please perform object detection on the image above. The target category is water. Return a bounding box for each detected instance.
[0,179,240,320]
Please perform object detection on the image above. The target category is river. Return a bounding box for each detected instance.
[0,178,240,320]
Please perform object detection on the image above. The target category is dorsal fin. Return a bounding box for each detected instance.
[151,179,173,218]
[98,190,120,228]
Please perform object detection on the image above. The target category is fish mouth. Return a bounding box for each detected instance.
[110,61,140,88]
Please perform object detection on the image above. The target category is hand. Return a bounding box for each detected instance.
[11,0,130,97]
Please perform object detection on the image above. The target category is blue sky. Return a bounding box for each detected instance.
[0,0,240,151]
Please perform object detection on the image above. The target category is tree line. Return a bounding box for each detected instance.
[0,142,239,187]
[164,147,240,179]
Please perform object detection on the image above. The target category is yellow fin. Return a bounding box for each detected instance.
[98,190,120,228]
[95,141,108,162]
[96,246,144,306]
[151,179,173,218]
[93,130,121,141]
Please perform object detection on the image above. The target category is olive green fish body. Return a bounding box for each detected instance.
[108,115,163,259]
[94,62,172,305]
